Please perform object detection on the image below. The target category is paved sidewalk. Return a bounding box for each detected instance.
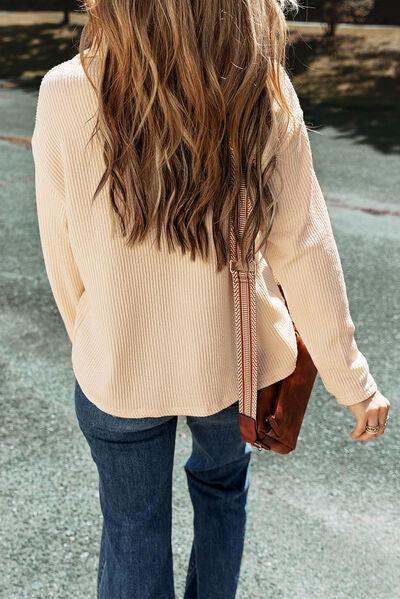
[0,88,399,599]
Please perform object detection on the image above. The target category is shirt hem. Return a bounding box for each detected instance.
[73,372,239,418]
[72,357,298,419]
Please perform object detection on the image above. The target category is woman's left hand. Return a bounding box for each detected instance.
[346,389,391,442]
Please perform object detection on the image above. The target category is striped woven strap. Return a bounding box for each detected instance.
[228,151,258,421]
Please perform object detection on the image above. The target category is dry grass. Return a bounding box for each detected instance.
[0,12,84,86]
[0,10,86,27]
[0,11,399,116]
[287,26,400,111]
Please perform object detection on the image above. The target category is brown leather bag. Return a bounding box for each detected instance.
[238,283,318,454]
[228,167,318,455]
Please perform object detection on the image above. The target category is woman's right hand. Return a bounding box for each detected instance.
[346,389,391,442]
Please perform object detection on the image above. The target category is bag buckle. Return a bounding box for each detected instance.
[229,259,256,274]
[253,440,264,452]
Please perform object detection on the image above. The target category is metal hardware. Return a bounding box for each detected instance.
[253,440,264,451]
[253,437,272,451]
[229,259,256,274]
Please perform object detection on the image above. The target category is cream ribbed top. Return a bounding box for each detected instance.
[31,52,378,417]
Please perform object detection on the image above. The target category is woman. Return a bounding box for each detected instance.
[31,1,391,597]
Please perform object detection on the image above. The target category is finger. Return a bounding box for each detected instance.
[367,408,379,428]
[354,429,380,442]
[357,416,382,441]
[352,410,380,442]
[351,415,368,438]
[378,406,389,435]
[365,408,381,438]
[379,406,388,425]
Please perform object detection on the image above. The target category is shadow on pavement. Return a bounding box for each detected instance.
[302,104,400,156]
[287,32,400,155]
[0,22,82,89]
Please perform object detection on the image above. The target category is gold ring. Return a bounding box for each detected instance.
[364,424,380,434]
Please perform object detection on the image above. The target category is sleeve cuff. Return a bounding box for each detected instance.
[333,377,378,406]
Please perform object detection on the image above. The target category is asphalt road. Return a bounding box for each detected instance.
[0,88,399,599]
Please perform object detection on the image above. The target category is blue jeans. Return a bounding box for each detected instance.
[74,378,253,599]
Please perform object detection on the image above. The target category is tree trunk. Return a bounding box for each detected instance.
[326,18,337,37]
[325,5,340,37]
[60,0,70,26]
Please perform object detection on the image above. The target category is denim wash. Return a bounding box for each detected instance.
[74,378,253,599]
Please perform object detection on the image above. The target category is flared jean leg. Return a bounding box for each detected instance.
[74,379,178,599]
[183,400,252,599]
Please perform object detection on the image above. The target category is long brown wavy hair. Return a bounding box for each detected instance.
[79,0,299,272]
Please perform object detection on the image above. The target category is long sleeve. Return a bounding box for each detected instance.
[31,74,84,343]
[262,72,378,406]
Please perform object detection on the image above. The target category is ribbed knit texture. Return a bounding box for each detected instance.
[31,53,378,417]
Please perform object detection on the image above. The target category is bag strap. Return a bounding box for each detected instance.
[228,149,258,421]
